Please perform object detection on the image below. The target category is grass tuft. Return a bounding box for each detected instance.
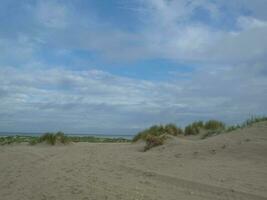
[133,124,183,143]
[39,133,56,145]
[204,120,225,130]
[165,124,183,136]
[144,135,166,152]
[184,124,200,135]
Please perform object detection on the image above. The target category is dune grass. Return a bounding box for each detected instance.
[184,120,225,136]
[133,120,226,144]
[144,134,167,152]
[133,116,267,149]
[204,120,225,130]
[26,132,71,145]
[132,124,185,151]
[184,124,200,135]
[1,116,266,146]
[132,124,183,142]
[132,124,183,151]
[201,116,267,139]
[223,116,267,134]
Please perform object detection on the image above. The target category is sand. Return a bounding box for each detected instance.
[1,122,267,200]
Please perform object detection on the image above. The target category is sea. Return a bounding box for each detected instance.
[0,132,134,140]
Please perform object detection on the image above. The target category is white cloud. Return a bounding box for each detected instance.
[0,65,266,133]
[237,16,267,30]
[0,0,267,133]
[1,0,267,64]
[137,0,267,63]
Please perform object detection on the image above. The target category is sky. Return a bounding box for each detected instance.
[0,0,267,134]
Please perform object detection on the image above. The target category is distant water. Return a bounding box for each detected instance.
[0,132,134,139]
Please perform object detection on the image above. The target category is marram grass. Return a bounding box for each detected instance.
[132,116,267,150]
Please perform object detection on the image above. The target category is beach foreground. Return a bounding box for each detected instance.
[1,122,267,200]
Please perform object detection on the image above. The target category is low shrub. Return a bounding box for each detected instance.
[144,135,166,151]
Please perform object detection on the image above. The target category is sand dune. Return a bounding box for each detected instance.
[1,122,267,200]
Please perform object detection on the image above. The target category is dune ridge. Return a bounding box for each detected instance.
[0,122,267,200]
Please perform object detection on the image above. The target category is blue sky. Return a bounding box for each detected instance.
[0,0,267,134]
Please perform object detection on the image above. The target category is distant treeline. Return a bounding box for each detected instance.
[0,132,130,146]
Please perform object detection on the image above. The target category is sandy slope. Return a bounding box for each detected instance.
[0,122,267,200]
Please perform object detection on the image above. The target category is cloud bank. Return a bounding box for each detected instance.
[1,64,266,133]
[0,0,266,134]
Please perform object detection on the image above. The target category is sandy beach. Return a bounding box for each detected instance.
[1,122,267,200]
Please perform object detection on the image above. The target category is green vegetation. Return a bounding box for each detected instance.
[0,136,36,145]
[202,116,267,139]
[39,133,58,145]
[30,132,70,145]
[243,116,267,127]
[192,121,204,128]
[224,116,267,133]
[204,120,225,130]
[132,124,183,151]
[165,123,184,136]
[144,135,166,152]
[184,120,224,136]
[133,116,267,150]
[1,116,266,147]
[0,132,130,146]
[132,124,183,142]
[184,124,200,135]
